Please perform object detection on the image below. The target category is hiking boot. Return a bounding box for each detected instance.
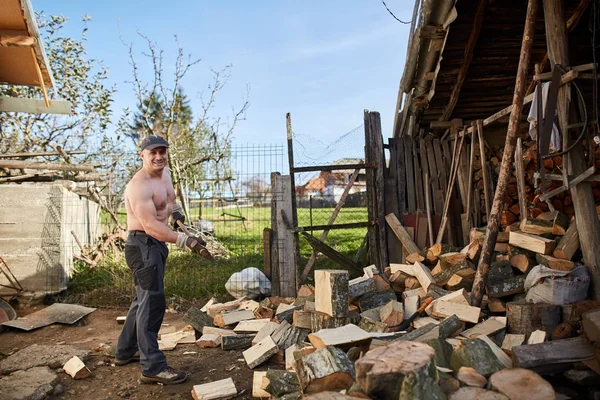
[115,351,140,366]
[140,367,187,385]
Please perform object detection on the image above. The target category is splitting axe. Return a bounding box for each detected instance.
[176,220,215,262]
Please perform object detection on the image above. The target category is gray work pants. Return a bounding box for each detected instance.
[116,231,169,376]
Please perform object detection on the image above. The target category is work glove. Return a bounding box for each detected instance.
[172,203,185,230]
[175,232,207,253]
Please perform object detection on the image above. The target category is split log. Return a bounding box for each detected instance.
[432,260,475,286]
[527,330,546,344]
[519,218,554,235]
[411,262,435,291]
[183,307,214,334]
[508,245,536,273]
[309,311,350,332]
[202,327,237,336]
[252,371,270,398]
[295,346,355,393]
[385,213,421,255]
[64,356,91,380]
[252,321,279,345]
[487,276,526,298]
[359,317,387,333]
[292,311,312,330]
[461,317,506,339]
[348,276,376,299]
[243,336,279,369]
[449,387,509,400]
[508,231,556,255]
[426,338,453,368]
[206,297,246,317]
[488,368,554,400]
[430,301,480,324]
[501,334,525,355]
[477,335,513,369]
[553,219,579,260]
[315,270,349,317]
[234,318,271,333]
[191,378,237,400]
[358,291,397,312]
[272,321,309,350]
[308,324,372,350]
[196,334,221,348]
[355,340,443,400]
[450,339,504,376]
[446,274,474,293]
[298,284,315,297]
[487,298,506,313]
[213,310,255,327]
[507,301,561,340]
[221,334,255,351]
[379,300,404,327]
[457,367,487,388]
[511,337,594,373]
[582,309,600,342]
[404,296,419,320]
[534,254,574,271]
[264,370,301,398]
[276,305,303,324]
[487,261,514,283]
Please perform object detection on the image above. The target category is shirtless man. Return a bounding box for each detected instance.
[115,135,205,385]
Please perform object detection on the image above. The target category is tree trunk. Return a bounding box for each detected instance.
[296,347,355,394]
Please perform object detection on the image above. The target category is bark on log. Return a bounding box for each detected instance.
[487,276,526,298]
[264,370,301,398]
[315,270,349,317]
[471,0,539,307]
[508,245,536,273]
[358,291,397,312]
[221,333,255,351]
[534,253,574,271]
[488,368,555,400]
[309,311,350,332]
[183,307,214,334]
[450,339,504,377]
[511,337,594,373]
[348,276,376,299]
[355,340,444,400]
[295,346,355,393]
[506,301,561,340]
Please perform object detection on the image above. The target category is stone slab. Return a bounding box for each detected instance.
[0,344,90,374]
[1,303,96,331]
[0,366,58,400]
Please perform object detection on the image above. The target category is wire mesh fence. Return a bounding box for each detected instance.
[291,125,370,277]
[0,143,285,308]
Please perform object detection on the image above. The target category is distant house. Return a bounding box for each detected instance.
[296,158,366,203]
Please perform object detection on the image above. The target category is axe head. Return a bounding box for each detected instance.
[189,239,215,262]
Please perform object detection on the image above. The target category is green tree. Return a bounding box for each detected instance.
[0,14,115,158]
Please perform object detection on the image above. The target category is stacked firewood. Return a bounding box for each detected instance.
[472,138,600,227]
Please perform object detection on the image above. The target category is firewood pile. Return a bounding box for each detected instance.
[479,139,600,227]
[183,232,600,400]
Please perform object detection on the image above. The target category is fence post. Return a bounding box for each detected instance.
[364,110,389,272]
[286,113,301,293]
[272,173,297,297]
[270,172,280,296]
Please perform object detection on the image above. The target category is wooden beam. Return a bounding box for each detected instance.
[301,232,363,275]
[291,163,369,173]
[0,160,94,172]
[471,0,538,307]
[543,0,600,300]
[439,0,488,121]
[0,150,86,159]
[0,97,71,115]
[285,113,301,295]
[0,29,35,47]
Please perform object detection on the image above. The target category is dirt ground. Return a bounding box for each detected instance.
[0,304,280,400]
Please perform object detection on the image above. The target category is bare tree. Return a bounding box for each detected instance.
[119,32,249,220]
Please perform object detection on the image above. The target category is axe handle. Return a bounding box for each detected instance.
[396,296,434,332]
[176,220,215,262]
[176,220,192,236]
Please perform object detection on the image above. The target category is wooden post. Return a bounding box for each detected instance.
[271,172,281,296]
[364,110,389,272]
[286,113,301,294]
[274,174,297,297]
[542,0,600,300]
[515,138,527,221]
[471,0,539,307]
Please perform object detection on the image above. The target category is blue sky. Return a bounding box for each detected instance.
[36,1,413,150]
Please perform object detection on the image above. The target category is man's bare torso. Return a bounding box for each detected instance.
[125,168,176,231]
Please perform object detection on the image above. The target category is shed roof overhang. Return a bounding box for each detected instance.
[0,0,71,114]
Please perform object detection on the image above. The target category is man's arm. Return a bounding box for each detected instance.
[129,181,178,243]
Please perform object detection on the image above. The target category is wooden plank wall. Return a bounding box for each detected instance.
[384,134,477,251]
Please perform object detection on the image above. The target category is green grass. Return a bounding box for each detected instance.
[68,206,368,305]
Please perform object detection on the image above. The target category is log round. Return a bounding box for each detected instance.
[448,387,508,400]
[507,302,561,339]
[488,368,555,400]
[355,340,444,399]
